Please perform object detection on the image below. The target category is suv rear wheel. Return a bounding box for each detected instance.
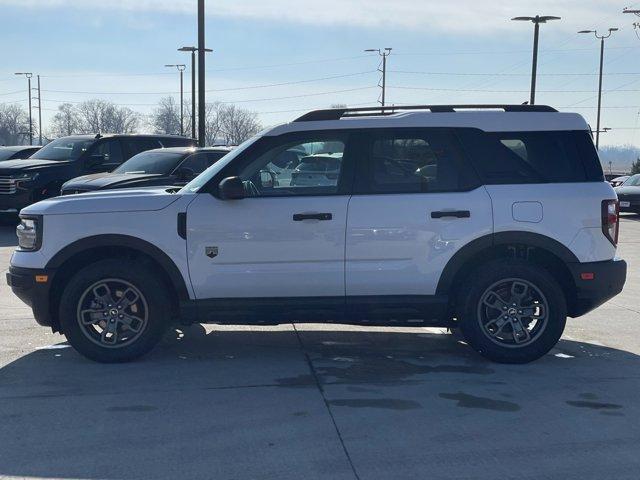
[457,259,567,364]
[59,259,170,362]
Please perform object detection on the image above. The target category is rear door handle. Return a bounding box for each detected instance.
[293,212,333,221]
[431,210,471,219]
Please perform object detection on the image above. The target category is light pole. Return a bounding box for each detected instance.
[365,48,392,106]
[579,28,618,150]
[14,72,33,145]
[623,8,640,38]
[198,0,206,147]
[511,15,561,105]
[165,64,186,135]
[179,46,212,141]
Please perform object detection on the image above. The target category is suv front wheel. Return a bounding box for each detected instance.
[59,259,170,362]
[457,259,567,364]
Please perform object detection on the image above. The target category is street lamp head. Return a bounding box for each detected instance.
[623,8,640,14]
[609,27,619,32]
[364,49,378,52]
[178,46,197,52]
[538,16,561,22]
[578,30,595,34]
[512,16,535,21]
[14,72,33,77]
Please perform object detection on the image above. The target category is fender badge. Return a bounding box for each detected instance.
[205,246,218,259]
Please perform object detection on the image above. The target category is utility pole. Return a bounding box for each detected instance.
[512,15,561,105]
[165,64,186,135]
[179,45,212,141]
[198,0,206,147]
[365,48,392,106]
[36,75,42,145]
[14,72,33,145]
[579,28,618,150]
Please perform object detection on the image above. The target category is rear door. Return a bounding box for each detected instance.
[346,128,493,299]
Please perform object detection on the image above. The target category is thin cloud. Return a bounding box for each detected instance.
[1,0,633,34]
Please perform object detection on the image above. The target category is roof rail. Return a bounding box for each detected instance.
[293,104,558,122]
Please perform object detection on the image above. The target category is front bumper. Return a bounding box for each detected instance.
[6,266,56,328]
[567,258,627,317]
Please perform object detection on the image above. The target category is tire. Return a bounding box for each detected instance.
[59,259,171,363]
[456,259,567,364]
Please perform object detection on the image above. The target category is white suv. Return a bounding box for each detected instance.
[7,105,627,364]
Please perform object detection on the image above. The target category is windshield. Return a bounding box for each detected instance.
[114,151,185,175]
[622,174,640,187]
[180,135,260,193]
[31,137,94,161]
[0,149,18,161]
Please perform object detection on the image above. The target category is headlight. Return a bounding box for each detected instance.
[16,216,42,251]
[14,172,39,188]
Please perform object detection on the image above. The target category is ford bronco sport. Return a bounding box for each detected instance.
[6,105,627,363]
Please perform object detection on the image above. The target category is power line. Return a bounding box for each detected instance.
[390,70,640,77]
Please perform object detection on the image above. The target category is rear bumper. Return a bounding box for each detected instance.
[6,266,56,328]
[567,258,627,317]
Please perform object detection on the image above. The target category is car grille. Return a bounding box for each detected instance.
[618,193,640,202]
[0,176,17,195]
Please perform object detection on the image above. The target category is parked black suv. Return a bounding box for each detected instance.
[0,146,41,161]
[0,134,195,214]
[61,146,232,194]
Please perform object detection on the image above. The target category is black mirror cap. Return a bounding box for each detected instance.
[218,176,245,200]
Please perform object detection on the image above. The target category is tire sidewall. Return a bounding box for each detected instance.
[59,259,170,363]
[458,260,567,364]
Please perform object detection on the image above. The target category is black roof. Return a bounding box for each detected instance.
[0,145,40,152]
[294,104,558,122]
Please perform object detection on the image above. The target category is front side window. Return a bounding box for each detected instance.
[358,129,473,194]
[236,135,347,197]
[88,139,124,169]
[623,174,640,187]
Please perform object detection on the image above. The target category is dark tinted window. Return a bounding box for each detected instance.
[358,129,475,194]
[178,153,211,174]
[89,139,123,169]
[31,137,94,161]
[458,129,602,184]
[123,138,162,157]
[159,137,196,147]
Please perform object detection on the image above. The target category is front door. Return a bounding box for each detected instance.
[186,131,355,300]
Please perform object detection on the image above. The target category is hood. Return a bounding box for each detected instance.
[615,185,640,196]
[21,187,183,216]
[63,172,167,191]
[0,159,68,173]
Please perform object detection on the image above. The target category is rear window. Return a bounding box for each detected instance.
[457,129,603,184]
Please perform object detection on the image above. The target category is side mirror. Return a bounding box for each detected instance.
[218,176,245,200]
[176,167,195,181]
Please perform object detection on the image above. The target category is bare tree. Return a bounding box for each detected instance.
[50,103,81,137]
[150,96,181,135]
[0,104,30,145]
[203,102,225,146]
[75,99,140,134]
[219,104,262,145]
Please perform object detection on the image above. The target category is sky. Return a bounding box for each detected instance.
[1,0,639,148]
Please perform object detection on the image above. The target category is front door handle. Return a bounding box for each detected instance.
[293,212,333,221]
[431,210,471,219]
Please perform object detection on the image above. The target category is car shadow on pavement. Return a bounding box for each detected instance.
[1,325,640,479]
[0,225,17,247]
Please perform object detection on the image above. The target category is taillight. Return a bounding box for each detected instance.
[601,199,619,246]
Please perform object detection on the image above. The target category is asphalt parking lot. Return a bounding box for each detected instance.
[1,216,639,480]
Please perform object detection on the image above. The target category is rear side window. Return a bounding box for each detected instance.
[123,138,162,158]
[458,129,603,184]
[160,137,196,147]
[356,128,479,194]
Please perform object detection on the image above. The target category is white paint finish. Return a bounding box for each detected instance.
[345,187,493,296]
[11,192,197,298]
[487,182,617,262]
[21,187,181,216]
[568,228,617,262]
[185,194,349,298]
[267,112,589,137]
[512,201,543,223]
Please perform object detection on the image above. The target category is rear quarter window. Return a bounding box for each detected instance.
[457,129,603,184]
